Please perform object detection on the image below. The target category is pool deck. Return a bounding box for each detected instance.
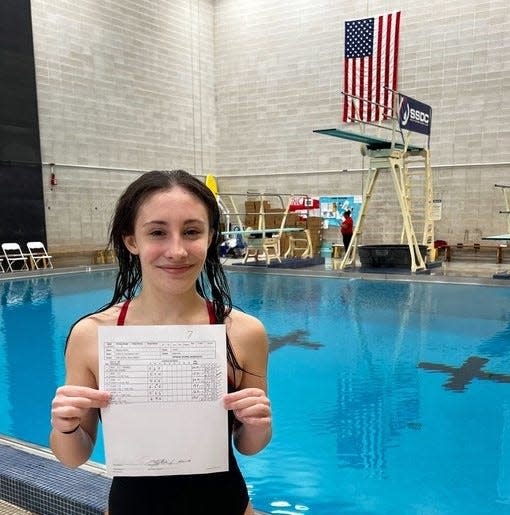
[0,501,31,515]
[223,255,510,286]
[0,499,270,515]
[0,255,508,514]
[0,500,270,514]
[0,503,271,514]
[1,253,508,285]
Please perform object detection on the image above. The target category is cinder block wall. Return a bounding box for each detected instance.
[31,0,215,251]
[214,0,510,245]
[30,0,509,251]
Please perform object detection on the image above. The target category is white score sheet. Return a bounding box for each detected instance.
[98,324,228,477]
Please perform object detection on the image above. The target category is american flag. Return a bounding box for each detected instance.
[343,11,401,123]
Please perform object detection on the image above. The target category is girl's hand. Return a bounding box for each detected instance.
[223,387,271,428]
[51,385,110,433]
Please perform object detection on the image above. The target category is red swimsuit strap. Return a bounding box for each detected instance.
[117,299,131,326]
[206,300,217,324]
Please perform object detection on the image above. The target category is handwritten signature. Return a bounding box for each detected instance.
[145,457,192,467]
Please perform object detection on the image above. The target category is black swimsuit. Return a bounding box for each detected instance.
[108,300,249,514]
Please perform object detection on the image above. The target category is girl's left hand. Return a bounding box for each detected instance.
[223,387,271,427]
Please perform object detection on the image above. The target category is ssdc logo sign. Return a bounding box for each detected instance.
[399,95,432,136]
[401,101,410,125]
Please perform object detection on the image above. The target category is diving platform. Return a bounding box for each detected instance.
[313,128,424,152]
[314,90,434,273]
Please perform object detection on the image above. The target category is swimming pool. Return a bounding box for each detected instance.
[1,270,509,514]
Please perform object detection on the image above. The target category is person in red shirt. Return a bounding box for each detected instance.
[340,210,354,251]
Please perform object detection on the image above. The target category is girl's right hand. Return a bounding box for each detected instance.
[51,385,110,434]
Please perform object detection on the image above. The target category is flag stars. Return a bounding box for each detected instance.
[345,18,375,58]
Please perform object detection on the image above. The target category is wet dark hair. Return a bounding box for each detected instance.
[66,170,242,374]
[343,210,351,217]
[107,169,231,322]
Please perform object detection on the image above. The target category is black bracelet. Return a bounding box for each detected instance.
[61,424,80,434]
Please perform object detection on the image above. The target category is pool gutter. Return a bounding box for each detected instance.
[0,435,110,515]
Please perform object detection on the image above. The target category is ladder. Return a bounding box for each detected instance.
[403,148,434,249]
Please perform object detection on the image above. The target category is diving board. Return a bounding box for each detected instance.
[313,128,424,152]
[482,234,510,279]
[482,234,510,241]
[221,228,304,237]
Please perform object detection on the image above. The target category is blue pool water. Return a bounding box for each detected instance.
[1,270,509,515]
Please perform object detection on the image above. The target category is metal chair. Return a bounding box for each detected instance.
[26,241,54,269]
[1,243,29,272]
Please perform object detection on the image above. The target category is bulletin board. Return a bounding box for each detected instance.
[319,195,362,228]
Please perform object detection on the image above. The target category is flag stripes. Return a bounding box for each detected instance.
[343,11,401,123]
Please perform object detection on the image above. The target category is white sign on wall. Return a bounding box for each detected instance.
[431,199,442,221]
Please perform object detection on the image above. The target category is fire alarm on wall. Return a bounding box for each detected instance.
[49,163,57,189]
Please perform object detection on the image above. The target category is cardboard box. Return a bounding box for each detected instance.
[244,201,257,213]
[265,214,278,229]
[244,215,259,228]
[253,201,271,213]
[285,213,299,226]
[306,216,322,228]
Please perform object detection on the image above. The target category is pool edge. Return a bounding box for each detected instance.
[0,435,110,515]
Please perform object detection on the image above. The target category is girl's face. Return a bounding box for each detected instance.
[123,186,212,293]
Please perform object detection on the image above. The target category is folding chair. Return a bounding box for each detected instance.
[26,241,54,269]
[1,243,29,272]
[0,257,4,273]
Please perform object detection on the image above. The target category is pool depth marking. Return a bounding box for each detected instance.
[417,356,510,392]
[269,329,323,352]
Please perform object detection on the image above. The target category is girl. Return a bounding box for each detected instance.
[50,170,272,514]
